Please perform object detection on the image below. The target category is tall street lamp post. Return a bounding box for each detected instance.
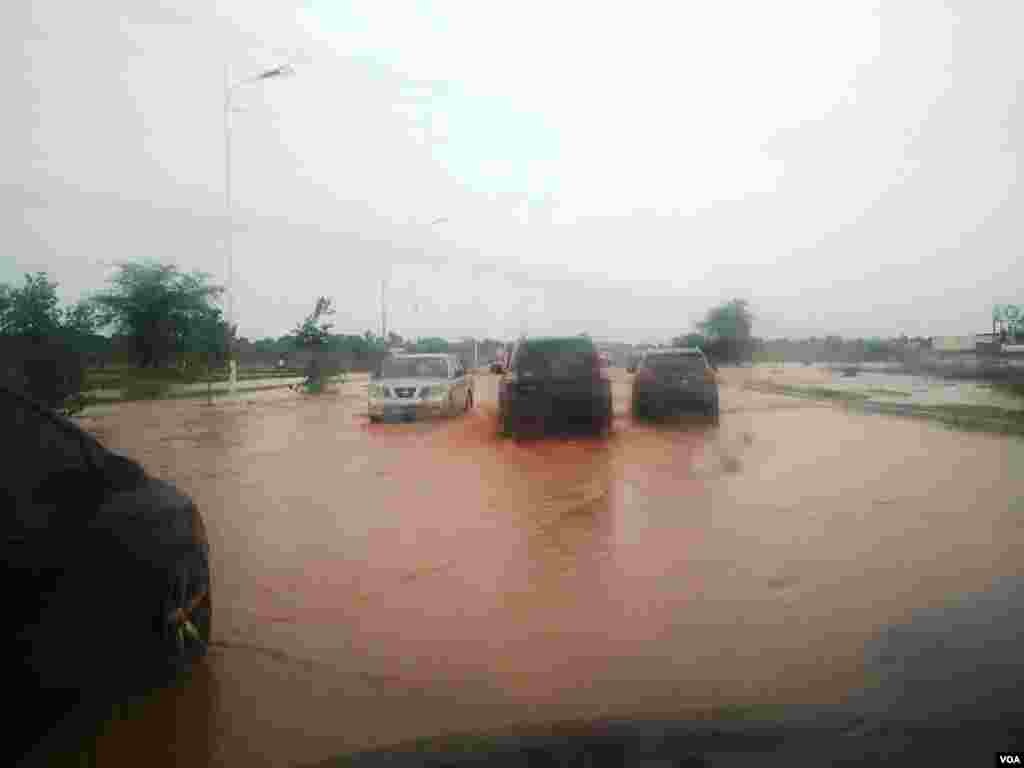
[223,62,294,392]
[380,216,448,345]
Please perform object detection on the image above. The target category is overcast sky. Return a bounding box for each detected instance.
[4,1,1020,342]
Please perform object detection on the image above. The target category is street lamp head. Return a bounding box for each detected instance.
[255,63,296,81]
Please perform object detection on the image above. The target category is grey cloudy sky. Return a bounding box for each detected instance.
[4,1,1021,342]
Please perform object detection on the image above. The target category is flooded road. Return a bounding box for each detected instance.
[71,369,1024,766]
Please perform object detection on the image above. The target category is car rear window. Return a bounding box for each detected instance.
[516,339,597,376]
[645,353,706,373]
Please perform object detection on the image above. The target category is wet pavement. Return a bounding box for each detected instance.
[67,369,1024,766]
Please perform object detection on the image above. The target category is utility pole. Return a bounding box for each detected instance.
[380,277,388,340]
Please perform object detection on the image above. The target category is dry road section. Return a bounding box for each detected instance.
[68,368,1024,766]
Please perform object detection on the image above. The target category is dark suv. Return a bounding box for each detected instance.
[497,336,613,436]
[632,347,720,424]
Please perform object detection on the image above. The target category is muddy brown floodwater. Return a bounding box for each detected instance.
[68,369,1024,767]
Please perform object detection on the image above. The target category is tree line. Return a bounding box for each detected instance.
[666,299,930,366]
[0,263,516,408]
[2,266,925,412]
[0,265,236,409]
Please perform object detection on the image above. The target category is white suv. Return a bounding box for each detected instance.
[368,354,474,422]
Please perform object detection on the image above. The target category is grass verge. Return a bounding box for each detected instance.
[745,381,1024,436]
[744,382,870,403]
[84,368,309,390]
[890,403,1024,436]
[862,387,913,398]
[80,382,298,406]
[79,374,355,407]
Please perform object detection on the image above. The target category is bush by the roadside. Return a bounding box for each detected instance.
[121,378,172,400]
[744,381,869,402]
[84,365,198,391]
[84,366,310,391]
[993,380,1024,399]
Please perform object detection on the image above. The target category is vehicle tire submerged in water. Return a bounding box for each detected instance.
[500,408,516,437]
[708,398,720,427]
[632,395,648,421]
[88,483,214,692]
[157,546,213,683]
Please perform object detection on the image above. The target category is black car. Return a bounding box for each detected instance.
[497,336,613,436]
[632,347,720,424]
[3,385,212,763]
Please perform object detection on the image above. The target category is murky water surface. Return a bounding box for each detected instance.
[69,369,1024,766]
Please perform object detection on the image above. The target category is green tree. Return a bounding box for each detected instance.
[698,299,753,341]
[672,332,706,348]
[92,262,224,368]
[62,299,100,337]
[863,337,888,361]
[0,273,87,413]
[184,306,232,403]
[0,284,11,322]
[697,299,754,363]
[293,296,335,348]
[293,296,335,391]
[0,272,62,339]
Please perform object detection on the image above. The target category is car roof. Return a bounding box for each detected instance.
[516,336,596,346]
[644,347,704,356]
[391,353,454,359]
